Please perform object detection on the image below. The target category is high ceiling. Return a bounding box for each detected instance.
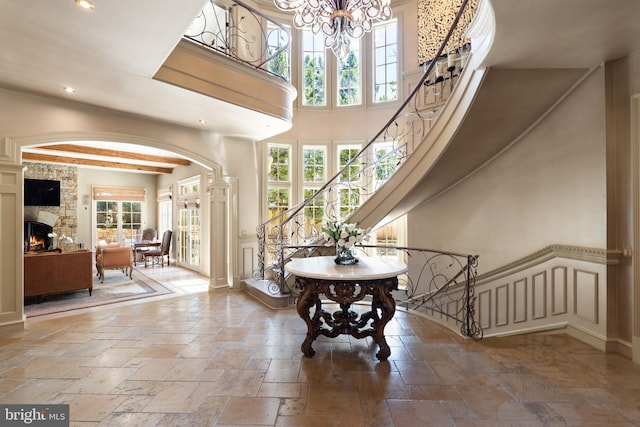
[4,0,640,173]
[0,0,290,172]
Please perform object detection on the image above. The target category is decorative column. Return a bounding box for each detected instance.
[209,174,231,288]
[0,137,25,329]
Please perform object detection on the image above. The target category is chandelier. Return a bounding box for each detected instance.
[274,0,393,59]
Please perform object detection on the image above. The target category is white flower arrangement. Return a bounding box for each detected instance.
[48,232,73,250]
[321,221,370,248]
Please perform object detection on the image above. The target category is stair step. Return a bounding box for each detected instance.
[244,278,291,309]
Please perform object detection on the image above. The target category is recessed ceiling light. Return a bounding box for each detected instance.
[74,0,95,10]
[63,86,76,93]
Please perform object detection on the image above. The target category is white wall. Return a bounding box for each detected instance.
[407,65,608,273]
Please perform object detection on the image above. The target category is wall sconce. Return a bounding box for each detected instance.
[196,198,200,208]
[169,186,173,200]
[184,200,188,209]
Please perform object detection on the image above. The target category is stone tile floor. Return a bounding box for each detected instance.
[1,265,640,426]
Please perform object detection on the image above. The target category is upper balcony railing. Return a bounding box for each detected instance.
[184,0,291,82]
[256,0,477,285]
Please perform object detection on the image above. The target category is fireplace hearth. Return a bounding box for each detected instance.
[24,221,53,252]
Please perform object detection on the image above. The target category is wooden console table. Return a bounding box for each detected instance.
[285,256,407,361]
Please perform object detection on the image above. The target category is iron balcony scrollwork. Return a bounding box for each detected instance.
[185,0,291,81]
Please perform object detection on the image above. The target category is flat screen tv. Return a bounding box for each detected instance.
[24,178,61,206]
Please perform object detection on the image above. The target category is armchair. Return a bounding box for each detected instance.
[96,245,133,283]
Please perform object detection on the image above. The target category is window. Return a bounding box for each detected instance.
[337,40,361,106]
[303,146,326,183]
[301,29,326,106]
[266,144,292,222]
[158,200,171,234]
[177,177,201,270]
[302,146,327,233]
[373,19,398,103]
[263,141,407,253]
[267,23,290,80]
[93,186,145,246]
[95,200,143,245]
[337,144,362,219]
[373,140,400,189]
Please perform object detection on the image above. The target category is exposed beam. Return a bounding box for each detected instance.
[33,144,192,166]
[22,152,174,174]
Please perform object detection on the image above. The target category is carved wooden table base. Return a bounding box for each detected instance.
[295,276,398,361]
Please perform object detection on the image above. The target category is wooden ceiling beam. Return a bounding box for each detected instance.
[33,144,192,166]
[22,152,174,174]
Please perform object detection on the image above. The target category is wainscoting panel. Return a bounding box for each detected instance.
[552,266,568,315]
[573,269,599,325]
[239,240,258,281]
[495,284,509,327]
[474,245,611,350]
[242,246,254,278]
[532,271,547,320]
[478,289,491,329]
[513,278,527,323]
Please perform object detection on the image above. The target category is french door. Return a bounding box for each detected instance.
[95,200,142,245]
[178,207,200,269]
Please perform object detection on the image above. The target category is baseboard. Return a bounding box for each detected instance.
[0,318,25,331]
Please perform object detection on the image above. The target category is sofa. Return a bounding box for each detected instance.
[24,249,93,299]
[95,245,133,283]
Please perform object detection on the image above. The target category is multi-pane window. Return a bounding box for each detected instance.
[96,201,118,244]
[95,200,141,245]
[337,145,362,219]
[373,19,398,103]
[337,40,361,106]
[121,202,142,243]
[302,146,327,234]
[338,146,362,183]
[267,23,290,81]
[303,146,326,183]
[268,145,290,182]
[373,141,399,189]
[267,145,291,221]
[177,177,201,270]
[302,29,326,106]
[303,189,324,234]
[179,179,199,196]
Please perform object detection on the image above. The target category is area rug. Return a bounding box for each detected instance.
[24,268,173,318]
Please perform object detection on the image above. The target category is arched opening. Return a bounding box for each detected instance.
[11,131,235,321]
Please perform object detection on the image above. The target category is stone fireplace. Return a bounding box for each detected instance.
[24,221,53,252]
[23,162,78,249]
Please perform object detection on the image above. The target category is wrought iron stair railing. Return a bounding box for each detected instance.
[256,0,476,286]
[284,244,482,340]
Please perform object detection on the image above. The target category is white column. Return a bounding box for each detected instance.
[0,137,25,329]
[209,178,231,288]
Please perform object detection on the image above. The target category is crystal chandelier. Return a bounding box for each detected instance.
[274,0,392,59]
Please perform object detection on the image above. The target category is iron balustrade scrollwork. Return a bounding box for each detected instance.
[185,0,291,81]
[277,245,482,339]
[255,0,476,288]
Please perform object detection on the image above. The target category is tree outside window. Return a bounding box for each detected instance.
[337,41,361,106]
[302,30,326,106]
